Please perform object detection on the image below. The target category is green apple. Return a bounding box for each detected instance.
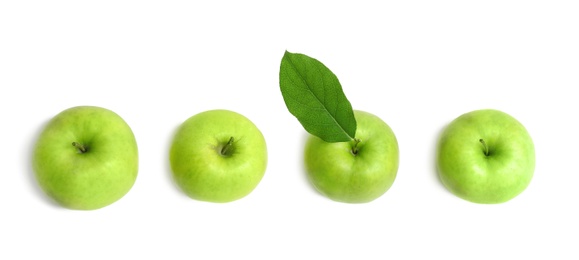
[33,106,138,210]
[436,109,535,204]
[169,109,267,203]
[304,110,399,203]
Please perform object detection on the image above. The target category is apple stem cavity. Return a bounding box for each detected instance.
[72,142,88,153]
[351,138,361,156]
[220,137,235,157]
[479,139,490,156]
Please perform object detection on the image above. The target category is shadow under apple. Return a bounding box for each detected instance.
[432,121,452,194]
[25,119,62,209]
[164,123,194,200]
[299,131,328,200]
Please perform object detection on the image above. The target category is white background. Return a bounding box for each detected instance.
[1,1,578,259]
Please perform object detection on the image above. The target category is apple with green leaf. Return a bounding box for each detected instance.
[279,51,399,203]
[169,109,268,203]
[33,106,139,210]
[436,109,535,203]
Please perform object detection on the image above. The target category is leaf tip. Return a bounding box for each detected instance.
[282,50,294,60]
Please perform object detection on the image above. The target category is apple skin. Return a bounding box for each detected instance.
[304,110,399,203]
[170,109,267,203]
[436,109,535,204]
[33,106,138,210]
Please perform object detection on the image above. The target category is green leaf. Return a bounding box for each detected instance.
[279,51,356,142]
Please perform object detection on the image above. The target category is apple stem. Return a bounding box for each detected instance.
[220,137,234,156]
[351,138,361,156]
[72,142,87,153]
[479,139,489,156]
